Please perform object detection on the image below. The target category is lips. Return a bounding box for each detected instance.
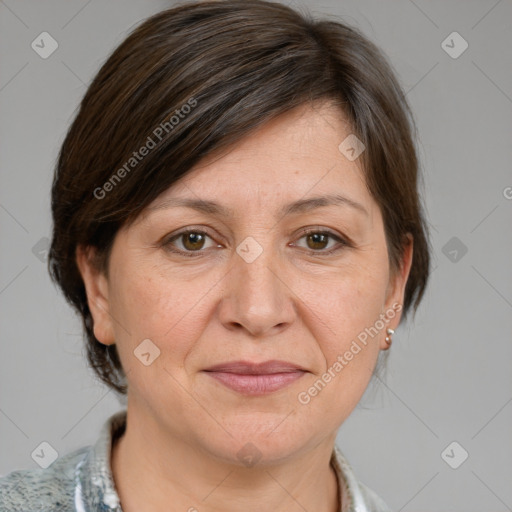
[204,360,306,374]
[202,360,307,395]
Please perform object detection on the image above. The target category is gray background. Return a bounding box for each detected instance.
[1,0,511,510]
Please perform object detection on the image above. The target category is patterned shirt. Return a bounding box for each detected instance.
[0,409,391,511]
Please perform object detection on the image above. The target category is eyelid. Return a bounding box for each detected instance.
[299,226,348,240]
[162,226,221,251]
[293,227,352,253]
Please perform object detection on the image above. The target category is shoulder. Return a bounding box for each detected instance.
[0,445,91,512]
[0,409,127,512]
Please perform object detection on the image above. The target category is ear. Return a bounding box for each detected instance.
[380,234,414,350]
[75,245,116,346]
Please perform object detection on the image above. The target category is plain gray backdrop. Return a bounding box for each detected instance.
[1,1,511,510]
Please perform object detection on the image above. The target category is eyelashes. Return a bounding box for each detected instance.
[164,230,219,256]
[161,227,352,258]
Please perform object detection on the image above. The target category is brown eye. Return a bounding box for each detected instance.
[164,229,218,257]
[294,229,349,255]
[181,232,206,251]
[305,232,329,250]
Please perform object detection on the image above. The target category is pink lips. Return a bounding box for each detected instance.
[202,360,306,395]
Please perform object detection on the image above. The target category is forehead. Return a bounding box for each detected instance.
[143,103,372,218]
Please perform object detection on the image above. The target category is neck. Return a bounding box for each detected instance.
[111,408,340,512]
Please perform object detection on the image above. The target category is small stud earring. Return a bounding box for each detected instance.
[384,328,394,348]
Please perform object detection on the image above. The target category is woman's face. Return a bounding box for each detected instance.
[78,102,412,465]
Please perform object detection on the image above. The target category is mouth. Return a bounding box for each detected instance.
[202,360,307,395]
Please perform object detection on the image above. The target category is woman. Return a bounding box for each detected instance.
[0,1,430,510]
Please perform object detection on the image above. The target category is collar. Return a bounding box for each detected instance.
[74,410,126,511]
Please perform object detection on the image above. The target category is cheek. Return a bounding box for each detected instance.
[295,259,388,410]
[111,258,228,367]
[294,298,384,425]
[108,260,211,357]
[304,258,389,348]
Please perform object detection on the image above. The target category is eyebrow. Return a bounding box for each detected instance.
[147,193,368,218]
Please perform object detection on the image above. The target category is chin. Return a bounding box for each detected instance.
[197,415,319,468]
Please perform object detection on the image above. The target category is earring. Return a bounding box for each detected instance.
[384,328,394,348]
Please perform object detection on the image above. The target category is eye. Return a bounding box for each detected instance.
[163,229,220,257]
[293,228,349,255]
[162,227,350,258]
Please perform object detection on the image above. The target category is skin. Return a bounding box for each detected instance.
[77,101,413,512]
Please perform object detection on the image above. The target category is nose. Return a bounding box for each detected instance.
[217,241,296,338]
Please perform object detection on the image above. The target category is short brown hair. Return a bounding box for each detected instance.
[48,0,430,395]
